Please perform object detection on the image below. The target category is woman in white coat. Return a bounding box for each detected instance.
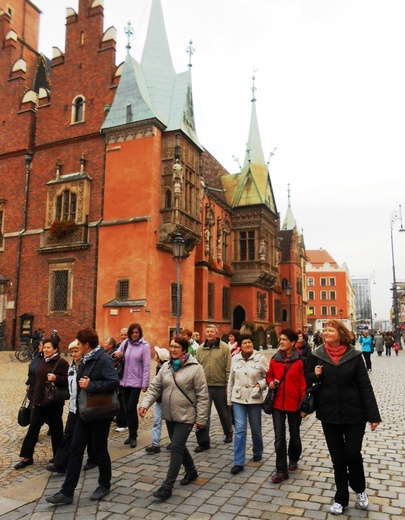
[227,333,269,475]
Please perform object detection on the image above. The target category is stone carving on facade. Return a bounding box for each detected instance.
[173,159,183,198]
[259,239,266,261]
[204,227,210,255]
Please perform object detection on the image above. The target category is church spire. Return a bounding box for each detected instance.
[243,73,266,169]
[282,183,298,230]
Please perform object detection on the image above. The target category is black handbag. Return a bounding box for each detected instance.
[77,359,120,421]
[43,357,70,404]
[113,340,128,380]
[298,381,321,414]
[43,381,70,403]
[262,387,277,415]
[18,395,31,427]
[78,389,120,421]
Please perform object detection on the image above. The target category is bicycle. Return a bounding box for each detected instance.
[15,341,39,363]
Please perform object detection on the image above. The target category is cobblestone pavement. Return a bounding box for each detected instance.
[1,350,404,519]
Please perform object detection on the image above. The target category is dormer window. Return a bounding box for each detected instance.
[72,96,85,123]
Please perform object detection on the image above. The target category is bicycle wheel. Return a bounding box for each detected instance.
[15,347,31,362]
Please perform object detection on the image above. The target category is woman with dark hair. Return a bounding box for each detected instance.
[227,333,268,475]
[15,337,69,470]
[266,328,307,483]
[139,335,209,502]
[46,327,120,505]
[113,323,150,447]
[308,320,381,515]
[228,329,241,357]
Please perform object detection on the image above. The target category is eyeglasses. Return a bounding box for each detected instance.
[170,345,182,350]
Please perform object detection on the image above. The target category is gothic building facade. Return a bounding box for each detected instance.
[0,0,307,350]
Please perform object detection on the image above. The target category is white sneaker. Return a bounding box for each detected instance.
[330,503,346,515]
[356,491,369,510]
[115,427,127,432]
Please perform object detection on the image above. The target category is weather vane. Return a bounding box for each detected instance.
[124,21,134,52]
[186,40,196,68]
[251,67,258,102]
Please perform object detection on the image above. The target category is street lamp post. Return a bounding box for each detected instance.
[339,308,343,321]
[172,233,186,335]
[285,282,292,328]
[390,207,404,345]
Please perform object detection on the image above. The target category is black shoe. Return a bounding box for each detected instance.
[130,438,137,448]
[153,486,172,501]
[166,443,171,450]
[90,485,110,501]
[14,458,33,470]
[46,464,66,474]
[46,492,73,505]
[145,445,161,454]
[231,465,244,475]
[180,470,198,486]
[194,445,210,453]
[224,433,233,443]
[124,437,131,445]
[252,455,262,462]
[83,461,97,471]
[49,458,54,464]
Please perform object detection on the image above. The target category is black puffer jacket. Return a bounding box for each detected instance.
[308,344,381,425]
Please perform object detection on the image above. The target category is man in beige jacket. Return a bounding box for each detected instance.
[195,324,233,452]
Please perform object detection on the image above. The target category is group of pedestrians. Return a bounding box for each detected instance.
[14,320,381,515]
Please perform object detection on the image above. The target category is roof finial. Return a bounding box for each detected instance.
[124,21,134,53]
[251,67,258,102]
[246,145,251,168]
[186,40,196,68]
[287,183,291,207]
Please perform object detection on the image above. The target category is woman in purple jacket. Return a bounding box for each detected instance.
[113,323,150,447]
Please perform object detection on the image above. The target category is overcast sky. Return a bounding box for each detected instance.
[34,0,405,323]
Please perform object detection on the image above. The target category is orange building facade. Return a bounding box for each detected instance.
[0,0,308,350]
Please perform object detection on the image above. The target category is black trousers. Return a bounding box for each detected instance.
[53,411,96,471]
[20,402,64,459]
[121,386,142,439]
[196,386,232,447]
[162,421,195,490]
[362,352,372,370]
[61,416,112,497]
[272,409,302,474]
[322,422,366,507]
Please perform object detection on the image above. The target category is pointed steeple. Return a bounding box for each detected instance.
[102,0,201,148]
[282,183,298,230]
[222,75,277,213]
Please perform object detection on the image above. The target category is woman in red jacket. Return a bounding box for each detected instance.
[266,328,307,483]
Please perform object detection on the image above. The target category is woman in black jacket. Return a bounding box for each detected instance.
[15,337,69,470]
[307,320,381,515]
[46,327,120,506]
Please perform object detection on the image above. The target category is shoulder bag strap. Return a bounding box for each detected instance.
[170,366,195,407]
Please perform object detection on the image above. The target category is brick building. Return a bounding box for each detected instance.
[306,249,355,332]
[0,0,306,350]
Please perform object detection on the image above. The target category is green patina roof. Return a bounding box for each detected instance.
[101,0,202,149]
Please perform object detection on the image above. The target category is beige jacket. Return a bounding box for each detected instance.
[196,339,231,386]
[139,356,209,426]
[227,351,269,405]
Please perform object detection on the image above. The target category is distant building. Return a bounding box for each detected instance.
[306,249,355,332]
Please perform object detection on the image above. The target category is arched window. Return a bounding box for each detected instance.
[56,190,77,221]
[72,96,85,123]
[165,190,172,208]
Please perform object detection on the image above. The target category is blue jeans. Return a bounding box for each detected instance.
[272,409,302,474]
[152,402,163,447]
[232,402,263,466]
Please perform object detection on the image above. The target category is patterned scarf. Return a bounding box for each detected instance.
[170,352,190,372]
[83,345,101,364]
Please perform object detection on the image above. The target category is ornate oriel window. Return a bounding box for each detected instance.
[239,230,255,261]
